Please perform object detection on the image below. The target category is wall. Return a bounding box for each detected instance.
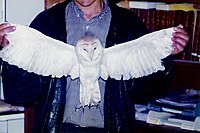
[5,0,44,26]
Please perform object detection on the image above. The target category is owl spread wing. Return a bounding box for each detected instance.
[0,24,79,79]
[101,27,174,80]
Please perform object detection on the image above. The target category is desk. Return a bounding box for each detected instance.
[0,112,24,133]
[137,121,200,133]
[0,100,24,133]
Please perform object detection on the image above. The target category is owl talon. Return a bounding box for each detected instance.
[95,104,99,109]
[88,103,99,109]
[75,105,84,112]
[75,102,100,112]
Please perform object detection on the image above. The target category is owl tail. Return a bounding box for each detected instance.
[79,81,101,107]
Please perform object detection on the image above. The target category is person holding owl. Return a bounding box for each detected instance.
[0,0,189,132]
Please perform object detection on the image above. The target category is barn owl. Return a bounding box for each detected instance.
[0,24,174,107]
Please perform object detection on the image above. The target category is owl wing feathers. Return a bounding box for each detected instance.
[101,27,174,80]
[0,24,79,79]
[0,24,174,81]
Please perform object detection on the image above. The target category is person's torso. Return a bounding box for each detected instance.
[62,2,111,128]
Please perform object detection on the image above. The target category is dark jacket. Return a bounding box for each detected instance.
[1,1,173,133]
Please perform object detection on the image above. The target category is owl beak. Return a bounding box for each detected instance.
[88,52,94,61]
[89,54,93,61]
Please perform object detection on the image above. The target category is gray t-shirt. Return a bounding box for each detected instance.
[62,2,111,128]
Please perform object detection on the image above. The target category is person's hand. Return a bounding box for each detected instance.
[0,22,16,48]
[171,25,189,55]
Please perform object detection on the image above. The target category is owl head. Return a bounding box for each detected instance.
[75,33,104,67]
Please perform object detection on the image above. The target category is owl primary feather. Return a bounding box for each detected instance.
[0,24,174,107]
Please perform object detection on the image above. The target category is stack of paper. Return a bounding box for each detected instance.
[147,110,200,131]
[146,89,200,131]
[135,104,149,121]
[0,100,18,113]
[147,89,200,117]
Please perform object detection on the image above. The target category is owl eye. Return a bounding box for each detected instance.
[83,48,87,51]
[94,47,97,50]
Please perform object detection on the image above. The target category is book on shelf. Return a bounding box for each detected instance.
[192,10,200,61]
[156,3,195,11]
[129,1,164,9]
[183,11,195,60]
[198,32,200,61]
[148,9,156,32]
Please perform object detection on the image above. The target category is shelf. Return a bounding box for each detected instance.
[173,60,200,67]
[142,0,200,4]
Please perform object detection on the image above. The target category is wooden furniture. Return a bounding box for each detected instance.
[25,107,35,133]
[172,60,200,91]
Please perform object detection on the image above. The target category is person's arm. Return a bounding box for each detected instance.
[0,22,51,106]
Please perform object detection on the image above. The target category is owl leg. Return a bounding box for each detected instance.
[75,83,88,112]
[79,82,93,107]
[89,81,101,106]
[80,83,87,106]
[78,81,101,109]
